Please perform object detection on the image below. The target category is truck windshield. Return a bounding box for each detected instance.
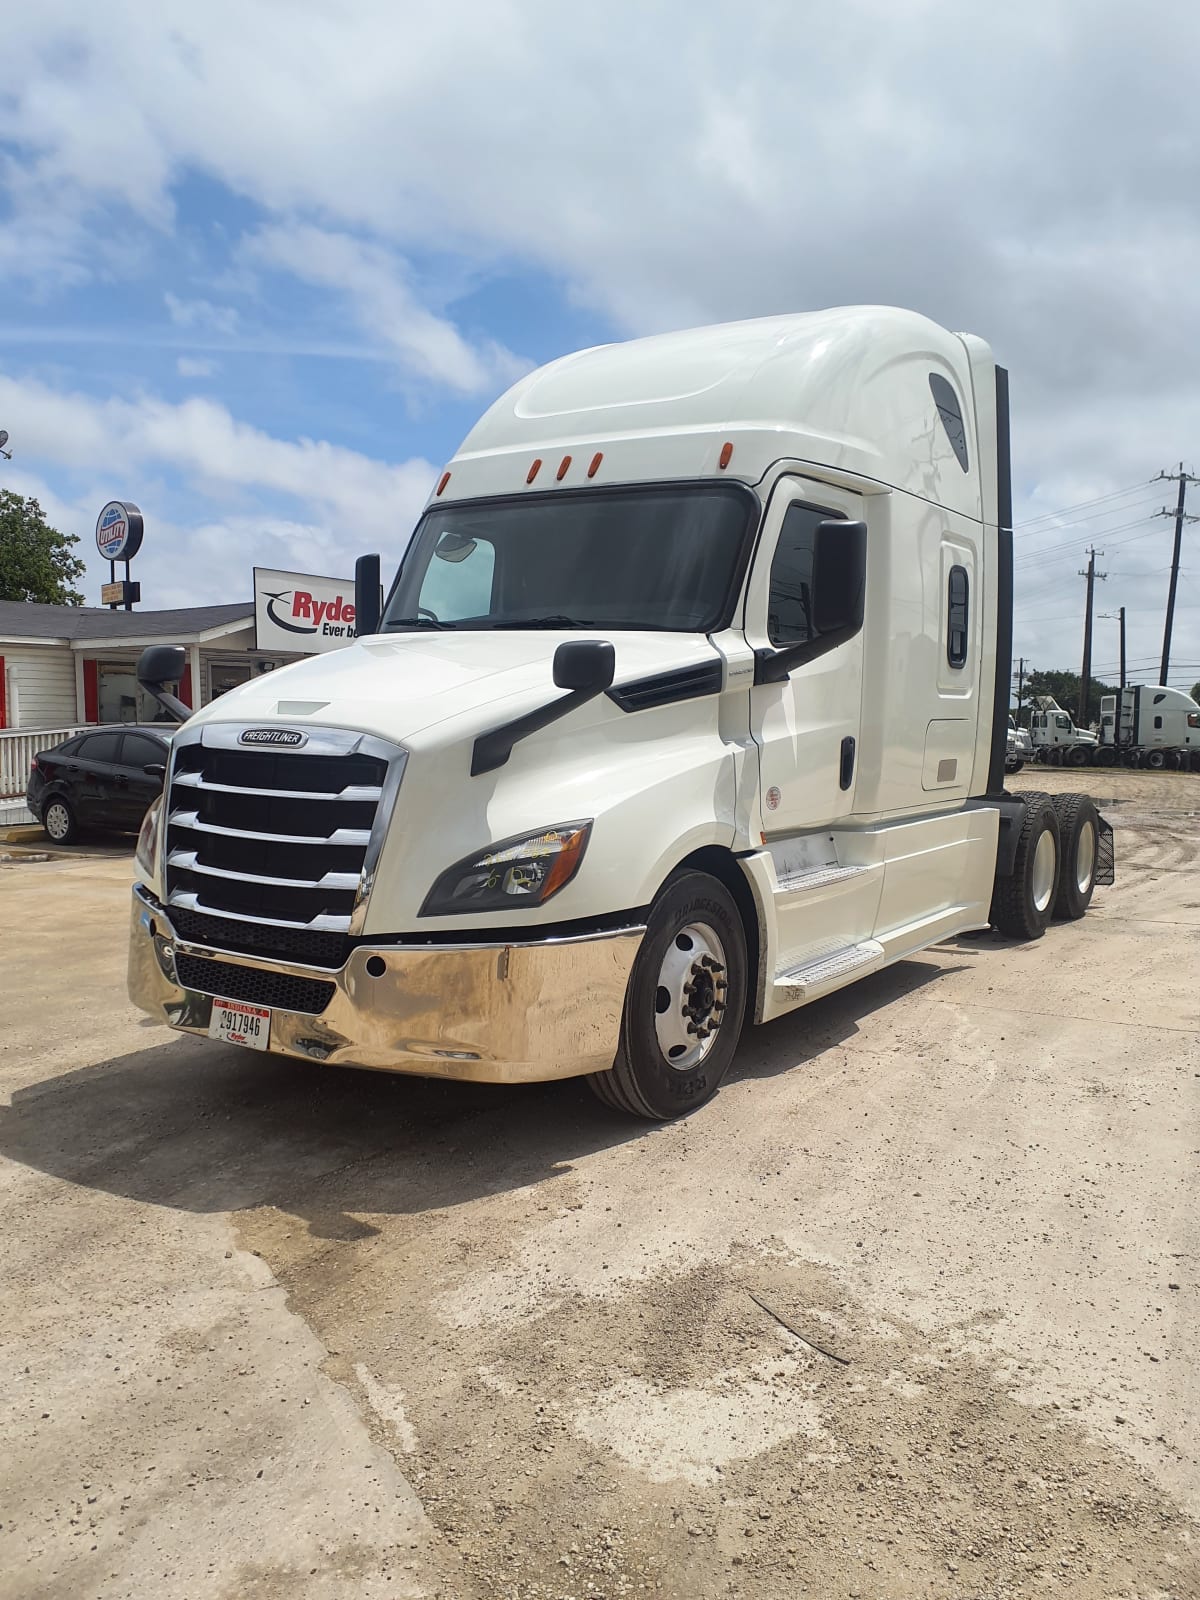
[383,484,757,633]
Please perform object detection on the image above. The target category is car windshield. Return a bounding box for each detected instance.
[382,484,757,634]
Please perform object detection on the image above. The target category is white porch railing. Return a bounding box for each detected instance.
[0,727,85,799]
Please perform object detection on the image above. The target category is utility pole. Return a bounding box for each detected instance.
[1012,656,1027,721]
[1154,464,1199,685]
[1101,607,1126,749]
[1077,547,1106,730]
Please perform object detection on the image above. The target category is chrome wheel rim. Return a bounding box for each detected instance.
[45,802,70,842]
[653,921,728,1071]
[1032,826,1057,913]
[1075,820,1096,895]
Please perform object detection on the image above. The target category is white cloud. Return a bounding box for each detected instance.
[0,372,436,606]
[245,224,525,393]
[176,356,219,378]
[164,293,239,337]
[1,1,1199,679]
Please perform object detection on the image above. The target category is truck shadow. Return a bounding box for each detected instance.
[0,959,957,1238]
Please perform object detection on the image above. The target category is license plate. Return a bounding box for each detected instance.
[208,998,271,1051]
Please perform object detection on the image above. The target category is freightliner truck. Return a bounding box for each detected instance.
[129,307,1113,1119]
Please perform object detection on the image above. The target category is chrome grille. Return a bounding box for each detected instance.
[164,725,404,937]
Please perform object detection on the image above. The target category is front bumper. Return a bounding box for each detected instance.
[127,885,643,1084]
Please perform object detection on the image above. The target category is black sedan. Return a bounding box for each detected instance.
[27,726,171,845]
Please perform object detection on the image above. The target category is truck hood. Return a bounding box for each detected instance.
[181,630,723,745]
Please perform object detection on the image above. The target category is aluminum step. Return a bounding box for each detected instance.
[774,939,886,1002]
[775,863,870,894]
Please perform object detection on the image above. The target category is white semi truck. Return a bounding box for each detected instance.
[1029,698,1100,766]
[1099,685,1200,770]
[129,307,1112,1119]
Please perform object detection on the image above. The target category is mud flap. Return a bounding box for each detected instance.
[1095,814,1115,886]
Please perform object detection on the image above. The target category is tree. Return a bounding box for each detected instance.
[0,490,86,605]
[1022,667,1115,729]
[1192,682,1200,704]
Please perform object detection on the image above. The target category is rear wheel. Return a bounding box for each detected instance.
[991,792,1060,941]
[1096,746,1117,767]
[1051,794,1098,919]
[1068,744,1091,767]
[42,797,77,845]
[1146,748,1167,770]
[587,870,748,1120]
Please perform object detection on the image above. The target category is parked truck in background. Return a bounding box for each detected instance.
[1099,685,1200,770]
[1006,716,1033,773]
[128,306,1113,1120]
[1029,698,1101,767]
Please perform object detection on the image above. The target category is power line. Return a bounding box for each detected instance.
[1015,480,1153,530]
[1013,513,1163,569]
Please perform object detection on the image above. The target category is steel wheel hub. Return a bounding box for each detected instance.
[1032,826,1057,914]
[1075,820,1096,894]
[653,921,728,1071]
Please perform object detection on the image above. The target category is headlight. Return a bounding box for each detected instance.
[420,822,592,917]
[135,797,162,881]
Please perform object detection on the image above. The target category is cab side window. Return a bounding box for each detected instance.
[768,505,835,646]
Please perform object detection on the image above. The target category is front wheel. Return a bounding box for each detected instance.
[42,797,77,845]
[588,870,748,1119]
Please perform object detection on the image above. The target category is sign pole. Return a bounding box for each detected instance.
[95,501,144,611]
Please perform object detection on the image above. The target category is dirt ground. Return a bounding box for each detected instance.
[1,767,1198,1600]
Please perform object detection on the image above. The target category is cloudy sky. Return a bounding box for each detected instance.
[2,0,1199,691]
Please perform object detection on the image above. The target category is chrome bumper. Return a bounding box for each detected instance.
[128,886,643,1084]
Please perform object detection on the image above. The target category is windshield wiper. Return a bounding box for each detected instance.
[384,616,455,631]
[489,615,598,629]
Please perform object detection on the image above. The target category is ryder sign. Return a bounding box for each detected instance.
[253,567,361,655]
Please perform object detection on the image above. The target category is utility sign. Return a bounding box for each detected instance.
[253,566,361,655]
[95,501,144,562]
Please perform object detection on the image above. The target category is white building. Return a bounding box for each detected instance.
[0,598,311,730]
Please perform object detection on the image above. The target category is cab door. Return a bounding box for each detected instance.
[745,477,867,839]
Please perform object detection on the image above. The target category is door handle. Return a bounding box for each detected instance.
[839,736,856,791]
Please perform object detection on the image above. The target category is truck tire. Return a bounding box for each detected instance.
[1096,746,1117,767]
[990,792,1060,941]
[587,870,748,1120]
[1006,759,1024,774]
[1050,794,1098,920]
[1146,748,1167,770]
[1068,744,1090,767]
[1122,748,1140,768]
